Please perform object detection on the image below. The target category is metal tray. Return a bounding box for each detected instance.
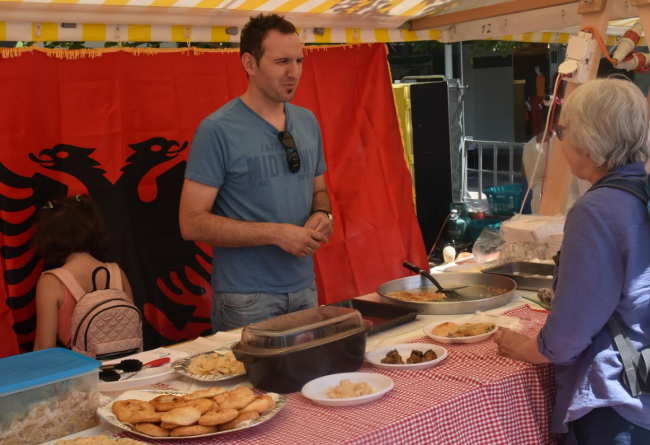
[170,342,246,382]
[377,273,516,315]
[482,262,555,291]
[327,299,420,335]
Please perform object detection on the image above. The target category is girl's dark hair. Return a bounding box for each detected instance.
[240,14,297,64]
[33,194,108,266]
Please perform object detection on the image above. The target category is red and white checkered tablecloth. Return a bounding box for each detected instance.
[119,305,560,445]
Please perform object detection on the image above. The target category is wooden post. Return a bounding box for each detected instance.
[633,1,650,107]
[409,0,579,30]
[538,0,614,215]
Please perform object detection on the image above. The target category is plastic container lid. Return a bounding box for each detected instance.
[235,306,365,356]
[0,348,100,396]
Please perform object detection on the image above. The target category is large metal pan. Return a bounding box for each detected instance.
[482,262,554,291]
[377,273,516,315]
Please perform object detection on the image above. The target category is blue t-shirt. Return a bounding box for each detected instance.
[185,98,326,293]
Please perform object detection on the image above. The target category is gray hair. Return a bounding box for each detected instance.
[562,77,650,170]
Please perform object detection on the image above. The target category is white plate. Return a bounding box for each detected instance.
[365,343,448,370]
[424,320,498,344]
[99,348,188,392]
[170,342,246,382]
[97,389,286,440]
[301,372,393,407]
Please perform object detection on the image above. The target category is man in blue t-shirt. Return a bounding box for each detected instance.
[179,14,333,332]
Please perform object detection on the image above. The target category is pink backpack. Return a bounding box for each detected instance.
[44,263,143,360]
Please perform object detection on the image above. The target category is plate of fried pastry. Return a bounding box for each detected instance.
[97,386,286,439]
[365,343,448,371]
[424,319,498,344]
[171,342,246,382]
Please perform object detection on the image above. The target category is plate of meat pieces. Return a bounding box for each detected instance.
[365,343,448,371]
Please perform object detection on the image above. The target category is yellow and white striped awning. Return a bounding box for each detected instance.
[0,0,644,43]
[0,22,443,43]
[2,20,646,45]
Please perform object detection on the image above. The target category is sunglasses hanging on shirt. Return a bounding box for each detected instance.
[278,131,301,173]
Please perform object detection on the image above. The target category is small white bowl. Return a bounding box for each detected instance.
[301,372,394,407]
[365,343,448,371]
[424,321,498,344]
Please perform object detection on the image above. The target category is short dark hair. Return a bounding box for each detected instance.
[240,14,298,64]
[33,194,109,266]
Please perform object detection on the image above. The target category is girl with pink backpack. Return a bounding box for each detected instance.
[33,195,143,360]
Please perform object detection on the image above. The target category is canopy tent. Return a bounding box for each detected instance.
[0,0,644,43]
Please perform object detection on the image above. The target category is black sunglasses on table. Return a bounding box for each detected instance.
[278,131,301,173]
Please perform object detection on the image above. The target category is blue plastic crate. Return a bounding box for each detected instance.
[483,184,523,216]
[0,349,101,444]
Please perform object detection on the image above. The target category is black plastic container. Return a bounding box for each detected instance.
[232,306,368,393]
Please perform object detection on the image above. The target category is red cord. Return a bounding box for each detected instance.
[581,26,618,65]
[539,75,569,199]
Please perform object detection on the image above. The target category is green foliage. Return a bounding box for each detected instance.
[470,40,522,63]
[18,41,88,49]
[410,40,447,53]
[387,41,447,54]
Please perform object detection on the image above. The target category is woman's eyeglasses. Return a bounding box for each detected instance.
[555,125,566,142]
[278,131,301,173]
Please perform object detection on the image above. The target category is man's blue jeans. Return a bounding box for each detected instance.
[211,281,318,332]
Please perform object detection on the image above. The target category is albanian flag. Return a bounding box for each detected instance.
[0,44,427,357]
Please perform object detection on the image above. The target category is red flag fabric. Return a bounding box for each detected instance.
[0,44,427,356]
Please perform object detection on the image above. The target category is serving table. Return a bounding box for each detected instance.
[47,289,558,445]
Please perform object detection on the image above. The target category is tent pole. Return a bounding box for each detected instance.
[632,1,650,107]
[445,44,454,80]
[538,0,614,216]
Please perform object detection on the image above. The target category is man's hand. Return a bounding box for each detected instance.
[304,212,333,238]
[275,224,329,258]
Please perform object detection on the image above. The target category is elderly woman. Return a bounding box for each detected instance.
[494,77,650,444]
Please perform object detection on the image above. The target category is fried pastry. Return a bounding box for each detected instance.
[218,411,260,431]
[239,395,274,414]
[431,322,459,337]
[182,398,214,414]
[170,425,218,437]
[160,406,202,426]
[220,387,255,410]
[451,323,495,337]
[150,395,187,412]
[134,423,170,437]
[184,387,228,401]
[198,408,239,426]
[112,400,158,424]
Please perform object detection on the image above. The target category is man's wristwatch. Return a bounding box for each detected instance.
[312,209,333,224]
